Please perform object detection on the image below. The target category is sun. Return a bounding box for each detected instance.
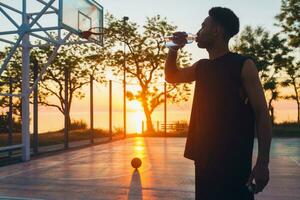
[129,100,142,111]
[128,100,144,134]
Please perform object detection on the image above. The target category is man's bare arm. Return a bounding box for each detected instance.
[165,49,197,83]
[242,59,272,165]
[242,59,272,193]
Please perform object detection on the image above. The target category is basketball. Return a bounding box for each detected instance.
[131,157,142,169]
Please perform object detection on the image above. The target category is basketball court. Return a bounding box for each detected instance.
[0,137,299,200]
[0,1,300,200]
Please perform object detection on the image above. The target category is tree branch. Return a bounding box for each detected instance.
[39,101,64,114]
[40,82,62,101]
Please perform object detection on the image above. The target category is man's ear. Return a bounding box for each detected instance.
[215,25,224,38]
[211,26,219,37]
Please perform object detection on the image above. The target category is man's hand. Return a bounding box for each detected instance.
[169,32,188,50]
[246,163,270,194]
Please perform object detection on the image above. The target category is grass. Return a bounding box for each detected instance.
[0,129,118,147]
[272,122,300,137]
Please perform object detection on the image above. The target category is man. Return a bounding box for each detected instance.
[165,7,272,200]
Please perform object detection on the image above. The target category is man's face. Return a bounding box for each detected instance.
[195,16,220,48]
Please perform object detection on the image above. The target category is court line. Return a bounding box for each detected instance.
[0,196,44,200]
[0,162,62,180]
[288,156,300,167]
[0,139,138,180]
[0,146,115,179]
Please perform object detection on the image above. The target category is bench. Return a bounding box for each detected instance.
[160,122,188,132]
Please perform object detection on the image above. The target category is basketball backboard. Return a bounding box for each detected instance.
[60,0,104,45]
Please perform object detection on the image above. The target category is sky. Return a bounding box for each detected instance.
[0,0,298,133]
[101,0,282,61]
[0,0,282,60]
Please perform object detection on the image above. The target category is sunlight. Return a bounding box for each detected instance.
[134,145,145,152]
[128,100,144,134]
[105,69,114,80]
[133,137,146,159]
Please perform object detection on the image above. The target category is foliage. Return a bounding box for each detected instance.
[275,0,300,47]
[232,26,291,124]
[0,36,107,126]
[69,119,87,130]
[279,56,300,124]
[103,14,193,132]
[0,112,21,133]
[275,0,300,124]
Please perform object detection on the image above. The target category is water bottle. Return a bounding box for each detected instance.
[164,33,196,47]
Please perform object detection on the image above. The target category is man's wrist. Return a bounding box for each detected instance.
[256,158,269,166]
[168,47,179,53]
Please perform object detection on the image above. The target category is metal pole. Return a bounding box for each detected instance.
[90,75,94,144]
[21,0,30,161]
[109,80,112,140]
[123,68,126,138]
[164,82,167,137]
[123,16,129,138]
[33,60,39,154]
[8,77,13,156]
[64,68,69,148]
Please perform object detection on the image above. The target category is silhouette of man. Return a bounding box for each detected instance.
[165,7,272,200]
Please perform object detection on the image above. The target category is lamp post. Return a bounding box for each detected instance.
[123,16,129,138]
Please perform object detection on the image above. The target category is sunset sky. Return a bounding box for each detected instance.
[0,0,298,133]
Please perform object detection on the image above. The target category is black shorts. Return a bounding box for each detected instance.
[195,162,254,200]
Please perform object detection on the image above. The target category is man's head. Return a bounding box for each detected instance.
[196,7,239,48]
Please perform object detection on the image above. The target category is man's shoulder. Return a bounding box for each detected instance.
[231,52,255,63]
[193,58,208,70]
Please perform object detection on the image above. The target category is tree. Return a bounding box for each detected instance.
[0,73,22,133]
[275,0,300,124]
[103,14,193,132]
[232,26,290,125]
[280,57,300,124]
[32,41,106,126]
[0,38,106,127]
[275,0,300,47]
[0,51,4,59]
[0,46,27,120]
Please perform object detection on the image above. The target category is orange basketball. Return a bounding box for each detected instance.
[131,157,142,169]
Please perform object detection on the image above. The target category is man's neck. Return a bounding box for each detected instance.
[207,43,230,60]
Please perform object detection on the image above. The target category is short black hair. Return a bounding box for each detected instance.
[208,7,240,41]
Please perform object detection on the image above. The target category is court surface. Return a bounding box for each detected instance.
[0,137,299,200]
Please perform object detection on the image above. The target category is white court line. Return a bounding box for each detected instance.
[0,196,44,200]
[0,147,109,179]
[0,162,61,180]
[0,139,136,180]
[288,156,300,167]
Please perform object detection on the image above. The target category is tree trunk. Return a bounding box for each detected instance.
[270,107,274,126]
[297,99,300,126]
[144,109,154,133]
[141,98,154,133]
[68,113,71,129]
[292,82,300,126]
[268,98,275,126]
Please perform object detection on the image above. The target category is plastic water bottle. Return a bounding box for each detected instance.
[164,33,196,47]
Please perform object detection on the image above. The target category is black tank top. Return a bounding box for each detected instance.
[184,52,255,174]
